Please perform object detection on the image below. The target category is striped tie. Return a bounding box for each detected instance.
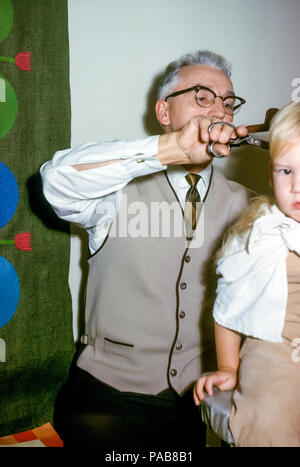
[185,173,201,239]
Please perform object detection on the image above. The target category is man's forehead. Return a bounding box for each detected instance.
[178,64,233,92]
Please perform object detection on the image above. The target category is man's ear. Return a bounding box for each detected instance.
[269,161,274,189]
[155,99,170,127]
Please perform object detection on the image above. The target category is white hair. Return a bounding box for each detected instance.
[157,50,232,100]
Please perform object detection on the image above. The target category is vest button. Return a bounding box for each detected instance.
[184,255,191,263]
[179,311,186,319]
[176,343,182,351]
[170,369,177,377]
[180,282,187,290]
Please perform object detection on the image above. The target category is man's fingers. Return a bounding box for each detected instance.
[196,117,210,143]
[190,118,249,147]
[208,122,249,143]
[178,117,247,164]
[209,123,236,143]
[236,125,248,137]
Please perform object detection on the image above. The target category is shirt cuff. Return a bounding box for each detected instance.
[120,152,166,179]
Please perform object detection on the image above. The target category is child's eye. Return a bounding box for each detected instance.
[281,169,292,175]
[275,168,292,175]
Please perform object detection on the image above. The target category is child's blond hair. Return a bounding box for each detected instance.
[269,101,300,160]
[217,102,300,256]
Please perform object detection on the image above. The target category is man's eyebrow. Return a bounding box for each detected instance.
[224,89,236,96]
[200,84,235,97]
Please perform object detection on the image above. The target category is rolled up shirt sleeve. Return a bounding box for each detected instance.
[40,135,165,253]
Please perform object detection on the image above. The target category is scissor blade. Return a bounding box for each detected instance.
[246,136,269,150]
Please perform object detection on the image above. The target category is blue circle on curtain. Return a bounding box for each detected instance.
[0,161,19,228]
[0,255,20,328]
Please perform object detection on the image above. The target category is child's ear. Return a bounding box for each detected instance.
[269,161,274,189]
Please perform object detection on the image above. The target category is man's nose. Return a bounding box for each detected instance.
[207,96,226,119]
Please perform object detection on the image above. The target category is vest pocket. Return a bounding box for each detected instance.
[103,336,134,359]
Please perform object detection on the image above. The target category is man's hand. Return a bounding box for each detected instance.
[157,115,248,167]
[193,368,238,406]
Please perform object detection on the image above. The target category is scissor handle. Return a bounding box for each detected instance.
[207,141,230,158]
[207,121,237,158]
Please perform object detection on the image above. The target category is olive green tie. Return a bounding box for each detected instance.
[185,173,201,239]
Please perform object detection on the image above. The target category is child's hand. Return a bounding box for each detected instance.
[193,369,238,406]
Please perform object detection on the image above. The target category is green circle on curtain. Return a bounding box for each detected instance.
[0,74,18,139]
[0,0,14,43]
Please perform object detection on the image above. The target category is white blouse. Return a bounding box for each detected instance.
[213,203,300,343]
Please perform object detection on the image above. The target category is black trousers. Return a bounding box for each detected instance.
[54,366,206,449]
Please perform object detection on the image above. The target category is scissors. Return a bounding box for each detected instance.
[207,121,269,158]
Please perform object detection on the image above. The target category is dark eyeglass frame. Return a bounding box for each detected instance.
[164,85,246,115]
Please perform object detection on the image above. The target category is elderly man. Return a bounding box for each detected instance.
[41,50,252,448]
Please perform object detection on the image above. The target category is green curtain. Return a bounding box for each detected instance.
[0,0,75,436]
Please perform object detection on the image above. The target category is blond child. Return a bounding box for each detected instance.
[194,101,300,447]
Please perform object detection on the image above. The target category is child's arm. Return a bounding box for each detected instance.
[193,323,241,405]
[215,322,241,373]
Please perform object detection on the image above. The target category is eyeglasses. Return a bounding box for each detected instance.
[165,85,246,116]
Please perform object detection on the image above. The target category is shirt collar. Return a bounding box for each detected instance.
[166,163,212,190]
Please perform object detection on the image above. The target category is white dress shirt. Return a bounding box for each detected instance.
[40,135,211,254]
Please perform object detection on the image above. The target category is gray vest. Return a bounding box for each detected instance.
[77,168,251,395]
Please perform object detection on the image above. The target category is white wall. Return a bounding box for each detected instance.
[67,0,300,340]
